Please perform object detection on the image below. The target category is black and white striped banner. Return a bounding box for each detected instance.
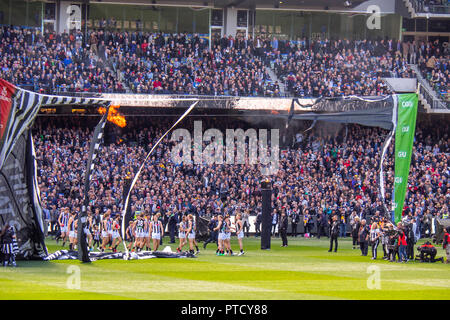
[44,249,196,261]
[0,79,112,259]
[0,81,110,170]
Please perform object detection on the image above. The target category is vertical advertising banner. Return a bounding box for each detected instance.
[0,79,16,151]
[393,93,418,223]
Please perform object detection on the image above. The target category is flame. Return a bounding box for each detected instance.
[99,105,126,128]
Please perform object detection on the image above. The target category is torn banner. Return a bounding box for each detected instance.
[0,79,111,259]
[44,250,196,261]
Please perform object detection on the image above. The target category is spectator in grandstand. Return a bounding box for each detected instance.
[1,26,422,98]
[271,38,415,98]
[416,39,449,103]
[0,26,126,94]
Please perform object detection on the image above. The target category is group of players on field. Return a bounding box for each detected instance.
[56,208,123,253]
[55,208,246,256]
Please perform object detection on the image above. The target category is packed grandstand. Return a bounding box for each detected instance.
[0,21,447,230]
[0,26,447,103]
[32,113,449,237]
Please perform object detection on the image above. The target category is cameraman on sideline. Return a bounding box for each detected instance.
[386,224,399,262]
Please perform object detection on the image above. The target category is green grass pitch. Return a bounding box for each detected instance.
[0,236,449,300]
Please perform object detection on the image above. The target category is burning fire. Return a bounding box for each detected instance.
[98,105,126,128]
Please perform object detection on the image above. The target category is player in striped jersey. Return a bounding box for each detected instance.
[57,207,70,247]
[150,213,164,251]
[133,214,145,252]
[186,214,199,255]
[1,223,18,267]
[100,210,113,252]
[67,211,78,251]
[144,214,151,251]
[92,225,101,250]
[370,222,381,260]
[223,214,234,256]
[214,215,225,256]
[85,212,93,251]
[176,215,187,253]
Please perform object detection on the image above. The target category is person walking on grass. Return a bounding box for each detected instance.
[358,219,370,256]
[350,214,360,249]
[370,222,381,260]
[132,214,145,252]
[397,223,408,263]
[186,214,199,255]
[214,215,226,256]
[203,215,218,250]
[177,215,187,253]
[280,210,289,247]
[235,212,246,255]
[111,216,122,253]
[223,215,234,256]
[149,213,163,251]
[1,224,18,267]
[67,212,78,251]
[125,221,134,252]
[328,215,339,252]
[57,207,69,246]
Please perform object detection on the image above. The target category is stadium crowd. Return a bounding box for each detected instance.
[270,38,416,97]
[1,23,449,262]
[416,39,450,103]
[0,27,127,94]
[414,0,449,13]
[33,114,449,249]
[7,26,450,99]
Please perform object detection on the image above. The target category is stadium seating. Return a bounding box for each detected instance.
[8,26,450,99]
[33,115,449,238]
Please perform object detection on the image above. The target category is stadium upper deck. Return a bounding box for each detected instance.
[0,0,448,42]
[0,0,448,110]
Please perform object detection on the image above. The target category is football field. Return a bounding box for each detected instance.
[0,237,449,300]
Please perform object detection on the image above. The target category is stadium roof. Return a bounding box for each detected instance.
[214,0,367,10]
[91,0,371,11]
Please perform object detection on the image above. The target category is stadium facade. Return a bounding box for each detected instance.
[0,0,448,43]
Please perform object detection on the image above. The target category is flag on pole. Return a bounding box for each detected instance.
[393,93,418,223]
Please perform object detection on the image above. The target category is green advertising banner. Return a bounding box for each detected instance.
[393,93,418,223]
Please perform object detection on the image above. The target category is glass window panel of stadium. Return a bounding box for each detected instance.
[0,0,42,27]
[254,10,401,41]
[87,3,209,34]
